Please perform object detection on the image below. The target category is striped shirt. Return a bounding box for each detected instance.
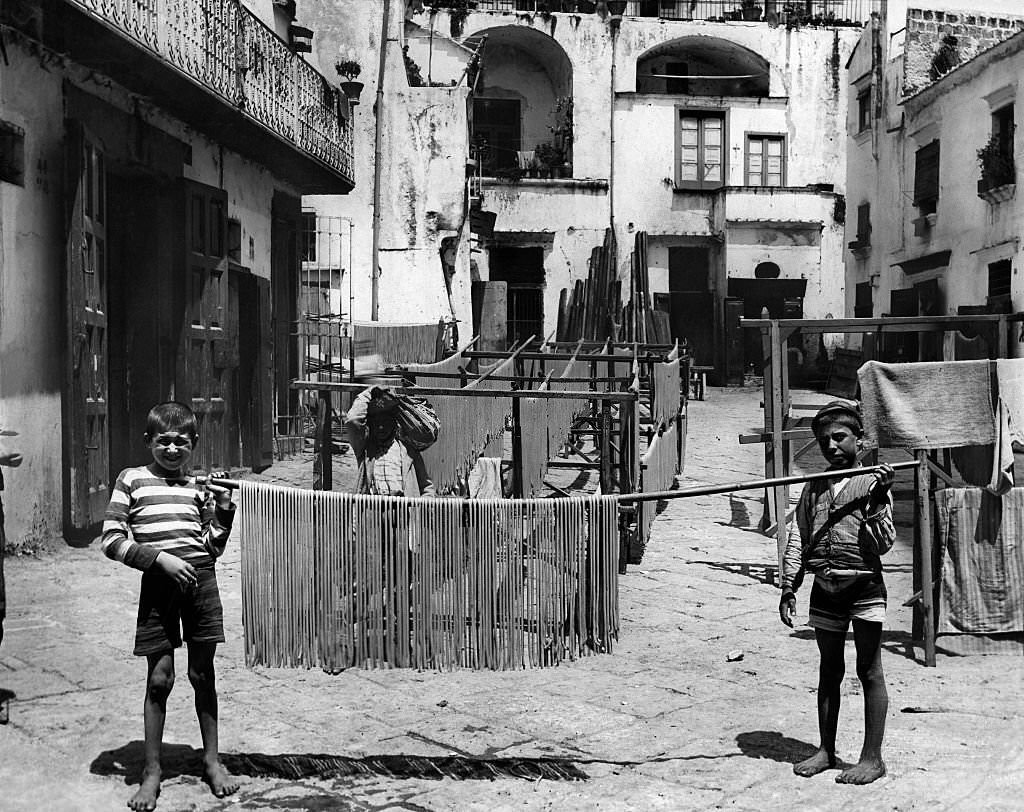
[101,466,234,571]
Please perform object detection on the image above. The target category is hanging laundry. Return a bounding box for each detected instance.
[935,487,1024,635]
[858,359,996,449]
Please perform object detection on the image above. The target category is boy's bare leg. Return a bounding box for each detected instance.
[837,619,887,784]
[187,641,239,798]
[130,652,175,811]
[794,629,845,777]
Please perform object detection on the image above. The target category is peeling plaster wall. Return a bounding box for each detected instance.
[849,9,1024,359]
[0,52,65,552]
[901,41,1024,341]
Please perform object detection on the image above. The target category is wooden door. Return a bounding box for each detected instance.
[65,121,110,530]
[236,272,274,472]
[180,181,232,473]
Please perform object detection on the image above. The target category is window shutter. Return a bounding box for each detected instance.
[913,141,940,204]
[856,203,871,244]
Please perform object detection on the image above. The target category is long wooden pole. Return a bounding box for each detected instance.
[207,460,918,502]
[615,460,919,504]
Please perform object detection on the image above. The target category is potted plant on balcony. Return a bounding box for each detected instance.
[741,0,762,20]
[535,142,560,178]
[335,59,364,105]
[977,134,1015,197]
[549,95,574,175]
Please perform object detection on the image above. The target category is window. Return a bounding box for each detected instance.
[857,88,871,133]
[988,259,1012,299]
[678,111,725,190]
[0,120,25,186]
[301,211,317,263]
[473,98,521,174]
[745,134,784,186]
[913,140,940,215]
[993,103,1014,154]
[855,203,871,246]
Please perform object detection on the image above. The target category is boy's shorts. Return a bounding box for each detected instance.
[808,572,886,633]
[134,565,225,656]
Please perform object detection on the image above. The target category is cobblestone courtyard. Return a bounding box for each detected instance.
[1,387,1022,811]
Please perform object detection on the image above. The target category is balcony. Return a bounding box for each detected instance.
[41,0,353,193]
[469,0,879,25]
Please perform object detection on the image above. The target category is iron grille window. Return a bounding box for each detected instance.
[678,111,725,191]
[913,140,940,215]
[745,134,784,186]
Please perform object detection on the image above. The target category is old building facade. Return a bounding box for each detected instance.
[845,3,1024,358]
[0,0,354,546]
[302,0,871,384]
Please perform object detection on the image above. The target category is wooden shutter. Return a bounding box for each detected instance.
[64,121,111,529]
[856,203,871,244]
[913,141,940,204]
[179,180,231,473]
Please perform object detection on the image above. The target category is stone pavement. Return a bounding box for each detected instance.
[1,386,1023,811]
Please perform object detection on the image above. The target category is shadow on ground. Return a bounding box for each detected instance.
[735,731,818,765]
[90,741,589,784]
[790,628,922,663]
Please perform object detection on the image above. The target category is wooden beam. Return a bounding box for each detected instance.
[291,381,638,402]
[739,428,815,444]
[916,450,937,667]
[740,314,1024,334]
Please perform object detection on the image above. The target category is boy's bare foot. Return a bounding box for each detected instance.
[203,761,240,798]
[836,758,886,784]
[793,749,837,777]
[127,769,161,811]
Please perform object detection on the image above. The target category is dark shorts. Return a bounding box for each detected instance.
[808,572,887,634]
[134,565,224,656]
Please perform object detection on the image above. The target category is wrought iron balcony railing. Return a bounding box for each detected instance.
[467,0,879,25]
[65,0,353,183]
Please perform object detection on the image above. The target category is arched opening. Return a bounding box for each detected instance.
[636,37,770,98]
[465,26,573,177]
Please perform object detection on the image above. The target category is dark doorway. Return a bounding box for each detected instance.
[489,246,545,346]
[473,98,521,175]
[726,277,806,373]
[665,247,715,367]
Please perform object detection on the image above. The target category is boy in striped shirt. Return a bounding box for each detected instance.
[101,401,239,810]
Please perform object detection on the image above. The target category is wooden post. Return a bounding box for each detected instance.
[916,449,936,667]
[599,401,612,494]
[511,397,524,498]
[759,315,773,532]
[315,393,332,491]
[770,319,788,572]
[998,314,1009,358]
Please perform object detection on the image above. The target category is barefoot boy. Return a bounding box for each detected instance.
[779,400,895,785]
[101,402,240,810]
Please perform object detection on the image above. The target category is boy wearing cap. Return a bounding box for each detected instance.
[779,400,895,785]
